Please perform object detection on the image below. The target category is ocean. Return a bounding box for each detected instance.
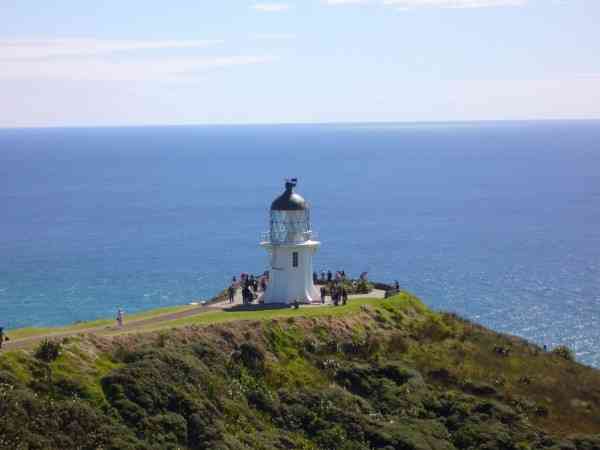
[1,121,599,366]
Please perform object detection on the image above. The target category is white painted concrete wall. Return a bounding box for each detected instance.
[260,240,320,304]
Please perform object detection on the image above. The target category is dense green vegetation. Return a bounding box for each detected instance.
[1,293,599,449]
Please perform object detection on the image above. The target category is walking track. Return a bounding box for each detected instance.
[2,289,386,351]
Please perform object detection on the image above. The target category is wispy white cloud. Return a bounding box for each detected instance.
[252,3,291,12]
[0,38,223,60]
[250,32,297,40]
[325,0,530,7]
[0,38,275,82]
[0,56,275,82]
[573,73,600,80]
[324,0,371,4]
[324,0,374,6]
[384,0,526,8]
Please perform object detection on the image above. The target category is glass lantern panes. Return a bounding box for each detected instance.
[270,209,311,243]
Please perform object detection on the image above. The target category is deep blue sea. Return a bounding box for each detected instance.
[1,121,599,365]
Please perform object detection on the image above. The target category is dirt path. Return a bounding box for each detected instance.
[2,289,386,351]
[2,305,218,350]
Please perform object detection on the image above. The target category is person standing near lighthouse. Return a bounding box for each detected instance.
[260,179,321,305]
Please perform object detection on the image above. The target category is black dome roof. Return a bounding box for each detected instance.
[271,179,307,211]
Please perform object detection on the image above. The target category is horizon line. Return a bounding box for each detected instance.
[1,117,600,131]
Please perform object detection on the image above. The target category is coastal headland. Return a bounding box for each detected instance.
[1,283,386,351]
[1,290,599,449]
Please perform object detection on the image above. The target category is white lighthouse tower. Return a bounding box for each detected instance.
[260,179,321,305]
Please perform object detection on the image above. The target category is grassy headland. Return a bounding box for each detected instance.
[7,304,200,341]
[1,292,599,449]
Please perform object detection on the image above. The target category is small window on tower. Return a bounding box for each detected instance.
[292,252,299,268]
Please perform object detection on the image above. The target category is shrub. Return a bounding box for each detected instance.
[355,280,372,294]
[53,377,90,400]
[315,424,348,450]
[388,333,409,353]
[414,315,453,342]
[236,343,266,376]
[34,339,61,363]
[551,345,575,361]
[139,413,188,447]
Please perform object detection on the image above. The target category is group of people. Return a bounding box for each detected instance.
[228,273,269,305]
[313,270,371,284]
[313,270,349,285]
[320,283,348,306]
[313,269,352,306]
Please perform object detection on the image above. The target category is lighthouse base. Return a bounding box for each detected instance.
[261,240,320,305]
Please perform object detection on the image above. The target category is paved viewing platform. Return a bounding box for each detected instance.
[209,287,386,310]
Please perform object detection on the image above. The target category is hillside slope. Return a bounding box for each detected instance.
[1,293,599,450]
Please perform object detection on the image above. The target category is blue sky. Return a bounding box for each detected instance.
[0,0,599,127]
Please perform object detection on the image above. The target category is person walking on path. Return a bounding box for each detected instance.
[228,284,236,303]
[116,309,124,328]
[320,286,326,304]
[0,327,8,349]
[342,286,348,306]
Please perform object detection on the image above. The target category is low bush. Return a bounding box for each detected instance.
[552,345,575,361]
[2,295,600,449]
[34,339,61,363]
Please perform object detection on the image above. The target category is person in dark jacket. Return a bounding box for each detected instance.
[242,285,253,305]
[327,271,332,283]
[320,286,326,304]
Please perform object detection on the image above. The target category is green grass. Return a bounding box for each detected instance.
[0,350,34,383]
[51,346,123,406]
[3,289,600,445]
[110,293,422,335]
[9,319,114,340]
[7,304,200,340]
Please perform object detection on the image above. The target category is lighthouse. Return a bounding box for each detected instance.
[260,179,321,305]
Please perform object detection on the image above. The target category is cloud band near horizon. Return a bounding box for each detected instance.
[325,0,532,7]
